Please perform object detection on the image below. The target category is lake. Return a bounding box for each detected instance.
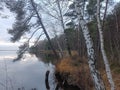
[0,51,55,90]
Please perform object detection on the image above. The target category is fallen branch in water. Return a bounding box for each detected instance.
[45,70,50,90]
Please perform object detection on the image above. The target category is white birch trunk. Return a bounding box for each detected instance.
[55,35,63,58]
[97,0,115,90]
[74,0,105,90]
[56,0,72,56]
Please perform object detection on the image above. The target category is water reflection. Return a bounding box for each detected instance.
[0,54,55,90]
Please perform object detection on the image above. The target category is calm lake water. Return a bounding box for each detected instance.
[0,51,55,90]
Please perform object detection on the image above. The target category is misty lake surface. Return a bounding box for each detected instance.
[0,51,55,90]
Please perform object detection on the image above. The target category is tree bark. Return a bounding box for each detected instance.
[97,0,115,90]
[54,34,63,58]
[56,0,72,56]
[74,0,105,90]
[30,0,59,59]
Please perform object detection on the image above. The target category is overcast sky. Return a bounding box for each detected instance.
[0,4,55,90]
[0,0,120,55]
[0,4,15,42]
[0,3,19,59]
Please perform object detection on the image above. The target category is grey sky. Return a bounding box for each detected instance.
[0,6,55,89]
[0,4,15,40]
[0,0,119,49]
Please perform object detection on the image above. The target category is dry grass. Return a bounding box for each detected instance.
[100,63,120,90]
[55,52,120,90]
[55,55,94,89]
[112,72,120,90]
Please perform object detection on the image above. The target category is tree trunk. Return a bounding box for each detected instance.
[74,0,105,90]
[56,0,72,56]
[97,0,115,90]
[30,0,58,59]
[77,23,81,56]
[114,10,120,64]
[55,34,63,58]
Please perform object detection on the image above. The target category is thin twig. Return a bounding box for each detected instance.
[102,0,109,31]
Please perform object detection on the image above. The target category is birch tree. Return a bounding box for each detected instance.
[74,0,105,90]
[97,0,115,90]
[50,25,63,58]
[39,0,72,56]
[56,0,72,56]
